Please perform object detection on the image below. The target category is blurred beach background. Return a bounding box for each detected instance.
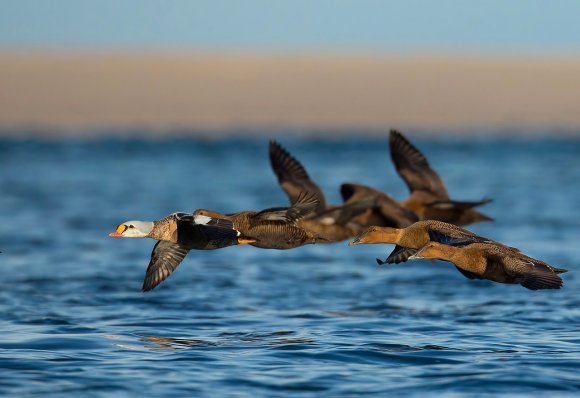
[2,2,580,397]
[1,0,579,136]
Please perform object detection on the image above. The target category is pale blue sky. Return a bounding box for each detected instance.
[1,0,579,53]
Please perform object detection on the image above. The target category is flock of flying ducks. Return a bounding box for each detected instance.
[110,130,567,292]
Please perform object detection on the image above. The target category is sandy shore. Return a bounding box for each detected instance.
[1,53,579,135]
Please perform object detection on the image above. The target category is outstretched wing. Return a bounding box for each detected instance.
[283,191,320,221]
[254,192,319,224]
[502,256,564,290]
[142,241,190,292]
[389,129,448,198]
[269,141,326,210]
[380,245,419,265]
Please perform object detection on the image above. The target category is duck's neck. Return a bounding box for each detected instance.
[378,227,403,244]
[148,217,176,241]
[441,245,483,273]
[444,246,463,262]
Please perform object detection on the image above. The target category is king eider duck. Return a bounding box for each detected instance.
[390,129,493,226]
[109,212,250,291]
[408,241,567,290]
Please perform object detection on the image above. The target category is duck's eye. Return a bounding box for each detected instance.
[128,225,134,229]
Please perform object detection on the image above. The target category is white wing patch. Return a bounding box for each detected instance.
[193,215,212,225]
[319,216,336,226]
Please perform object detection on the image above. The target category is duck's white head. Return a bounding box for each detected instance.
[109,220,154,238]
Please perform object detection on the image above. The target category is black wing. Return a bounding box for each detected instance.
[428,229,491,247]
[189,214,239,235]
[175,213,241,248]
[142,241,190,292]
[379,245,419,264]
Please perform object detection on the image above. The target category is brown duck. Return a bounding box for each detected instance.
[409,241,567,290]
[390,129,492,226]
[194,192,326,250]
[269,141,375,242]
[296,203,375,242]
[350,220,512,265]
[340,182,418,228]
[109,212,245,291]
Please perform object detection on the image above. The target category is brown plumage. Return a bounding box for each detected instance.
[109,212,242,292]
[296,200,376,242]
[269,140,326,212]
[194,193,325,250]
[350,220,512,265]
[269,141,374,242]
[340,182,418,228]
[390,129,493,226]
[409,241,567,290]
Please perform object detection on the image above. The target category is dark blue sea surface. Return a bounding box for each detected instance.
[0,134,579,397]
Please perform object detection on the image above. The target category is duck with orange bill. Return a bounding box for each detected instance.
[109,212,249,292]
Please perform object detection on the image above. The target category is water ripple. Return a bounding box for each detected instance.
[0,136,579,397]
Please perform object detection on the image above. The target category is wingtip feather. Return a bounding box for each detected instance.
[521,265,564,290]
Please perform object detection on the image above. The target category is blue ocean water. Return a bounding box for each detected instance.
[0,134,579,397]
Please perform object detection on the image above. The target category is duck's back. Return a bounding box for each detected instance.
[298,218,360,243]
[176,216,239,250]
[232,211,317,250]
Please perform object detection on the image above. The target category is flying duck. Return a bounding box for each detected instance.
[390,129,493,226]
[408,241,567,290]
[340,182,418,228]
[270,141,416,233]
[350,220,512,265]
[269,141,374,242]
[194,192,327,250]
[109,212,248,291]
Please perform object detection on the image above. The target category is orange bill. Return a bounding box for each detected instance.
[109,224,127,237]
